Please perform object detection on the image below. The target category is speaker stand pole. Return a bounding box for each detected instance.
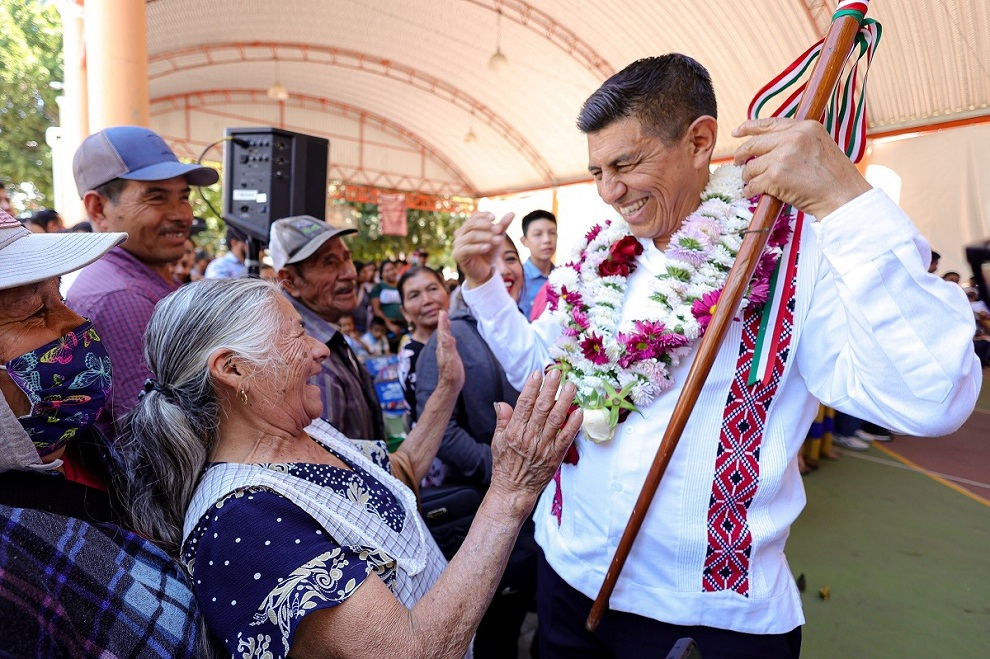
[244,237,262,279]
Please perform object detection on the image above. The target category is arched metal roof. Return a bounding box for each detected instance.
[146,0,990,198]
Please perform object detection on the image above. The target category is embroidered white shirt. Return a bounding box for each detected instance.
[462,189,980,634]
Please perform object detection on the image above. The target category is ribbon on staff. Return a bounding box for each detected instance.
[745,0,881,385]
[747,1,882,164]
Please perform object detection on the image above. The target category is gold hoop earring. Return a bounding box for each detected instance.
[239,388,248,406]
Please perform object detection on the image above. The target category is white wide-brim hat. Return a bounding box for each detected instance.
[0,209,126,290]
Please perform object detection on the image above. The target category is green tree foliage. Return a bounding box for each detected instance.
[342,202,469,273]
[0,0,62,211]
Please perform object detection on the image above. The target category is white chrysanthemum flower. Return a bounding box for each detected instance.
[598,285,625,307]
[711,245,735,266]
[584,252,608,273]
[569,239,587,261]
[653,278,679,298]
[550,267,579,291]
[687,282,712,300]
[702,198,733,219]
[706,165,744,197]
[721,232,743,252]
[681,318,701,341]
[629,359,659,382]
[637,299,667,324]
[615,368,639,388]
[604,340,625,361]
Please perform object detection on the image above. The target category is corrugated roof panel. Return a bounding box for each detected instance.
[144,0,990,196]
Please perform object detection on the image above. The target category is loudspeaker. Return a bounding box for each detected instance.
[222,127,329,243]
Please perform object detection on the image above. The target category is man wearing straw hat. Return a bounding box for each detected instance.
[454,54,980,657]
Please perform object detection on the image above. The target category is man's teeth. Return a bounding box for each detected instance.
[620,199,647,215]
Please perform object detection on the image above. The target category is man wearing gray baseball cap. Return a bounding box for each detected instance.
[66,126,219,428]
[269,215,390,441]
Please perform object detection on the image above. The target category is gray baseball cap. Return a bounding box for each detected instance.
[73,126,219,197]
[269,215,357,271]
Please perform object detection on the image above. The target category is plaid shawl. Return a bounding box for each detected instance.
[0,505,205,658]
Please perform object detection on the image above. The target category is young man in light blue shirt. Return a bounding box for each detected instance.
[519,209,557,319]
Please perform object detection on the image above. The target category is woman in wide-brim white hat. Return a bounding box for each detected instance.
[0,208,209,656]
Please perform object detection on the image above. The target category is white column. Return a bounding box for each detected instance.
[56,0,88,221]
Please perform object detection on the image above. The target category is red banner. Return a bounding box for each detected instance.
[379,193,407,236]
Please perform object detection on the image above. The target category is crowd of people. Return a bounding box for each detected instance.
[0,53,983,659]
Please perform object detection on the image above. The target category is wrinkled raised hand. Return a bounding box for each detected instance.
[433,310,465,395]
[488,369,582,501]
[732,117,872,220]
[453,211,514,289]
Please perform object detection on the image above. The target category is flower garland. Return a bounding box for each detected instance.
[545,165,791,443]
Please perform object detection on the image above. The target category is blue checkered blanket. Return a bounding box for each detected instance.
[0,504,205,657]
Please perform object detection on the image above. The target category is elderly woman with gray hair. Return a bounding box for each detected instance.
[117,277,582,659]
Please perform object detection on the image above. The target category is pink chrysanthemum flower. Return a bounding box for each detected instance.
[654,330,690,351]
[633,319,668,344]
[618,332,653,367]
[580,333,609,365]
[748,280,770,307]
[691,289,722,332]
[767,215,792,249]
[563,287,583,307]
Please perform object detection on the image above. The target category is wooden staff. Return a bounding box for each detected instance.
[586,3,870,632]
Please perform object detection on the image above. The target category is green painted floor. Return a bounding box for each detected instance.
[788,445,990,658]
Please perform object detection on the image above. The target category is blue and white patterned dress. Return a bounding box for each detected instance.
[183,440,409,658]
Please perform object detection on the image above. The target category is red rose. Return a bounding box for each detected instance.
[598,259,631,277]
[610,235,643,262]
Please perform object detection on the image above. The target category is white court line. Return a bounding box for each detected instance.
[842,450,990,492]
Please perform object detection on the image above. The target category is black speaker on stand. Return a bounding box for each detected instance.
[222,127,329,276]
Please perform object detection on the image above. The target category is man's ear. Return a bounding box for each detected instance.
[519,233,531,249]
[82,191,111,232]
[686,115,718,166]
[278,267,301,298]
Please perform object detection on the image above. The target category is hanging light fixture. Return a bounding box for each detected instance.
[267,56,289,100]
[267,81,289,101]
[488,8,508,71]
[465,111,478,143]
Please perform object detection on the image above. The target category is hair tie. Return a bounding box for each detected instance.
[139,378,175,401]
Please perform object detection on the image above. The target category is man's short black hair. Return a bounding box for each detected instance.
[92,177,129,203]
[27,209,60,231]
[521,209,557,236]
[225,224,248,247]
[577,54,717,144]
[369,316,387,329]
